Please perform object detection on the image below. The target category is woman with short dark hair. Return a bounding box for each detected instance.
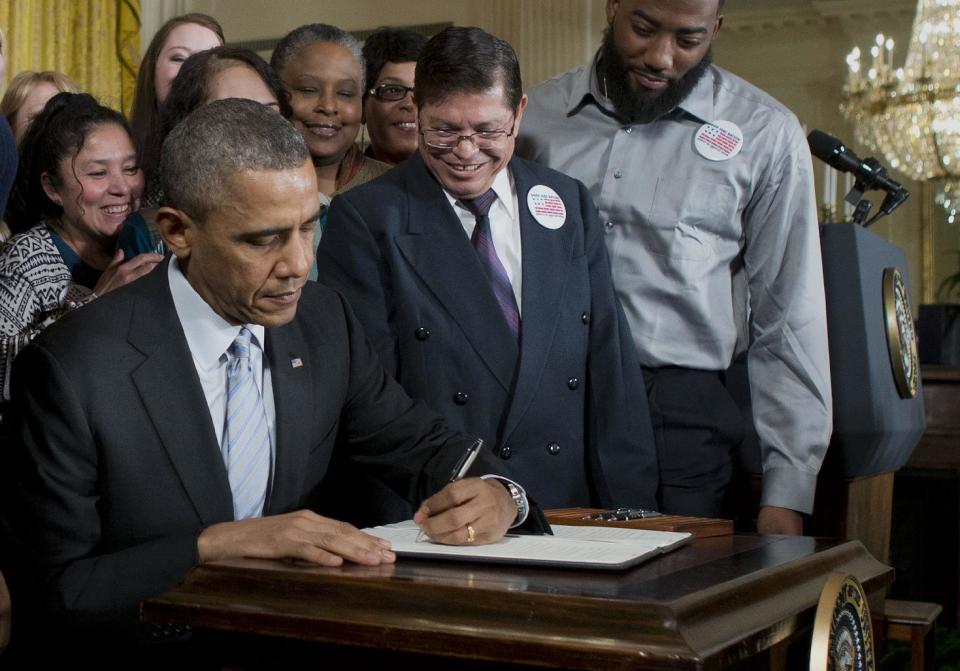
[271,24,391,277]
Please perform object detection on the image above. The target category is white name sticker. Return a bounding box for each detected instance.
[694,120,744,161]
[527,185,567,230]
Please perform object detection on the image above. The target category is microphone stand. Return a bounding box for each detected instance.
[839,158,909,227]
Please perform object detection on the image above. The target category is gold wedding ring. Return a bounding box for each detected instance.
[466,524,476,543]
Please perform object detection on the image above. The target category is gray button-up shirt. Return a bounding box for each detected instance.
[518,57,832,513]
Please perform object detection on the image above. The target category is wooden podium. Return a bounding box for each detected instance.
[807,225,925,562]
[142,532,891,669]
[733,224,925,563]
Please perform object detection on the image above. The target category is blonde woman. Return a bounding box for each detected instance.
[1,70,81,145]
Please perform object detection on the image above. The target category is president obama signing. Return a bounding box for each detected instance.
[0,99,532,656]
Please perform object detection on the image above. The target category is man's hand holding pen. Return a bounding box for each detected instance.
[413,477,518,545]
[414,437,519,545]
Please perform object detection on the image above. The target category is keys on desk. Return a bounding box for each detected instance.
[583,508,663,521]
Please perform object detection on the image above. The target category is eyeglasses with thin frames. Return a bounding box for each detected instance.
[419,115,517,151]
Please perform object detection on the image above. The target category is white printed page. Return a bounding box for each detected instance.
[365,524,692,570]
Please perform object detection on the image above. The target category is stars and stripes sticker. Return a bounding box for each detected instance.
[694,120,744,161]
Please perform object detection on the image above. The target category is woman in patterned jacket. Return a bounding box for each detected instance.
[0,93,162,409]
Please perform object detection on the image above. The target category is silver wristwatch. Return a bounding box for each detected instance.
[504,481,527,525]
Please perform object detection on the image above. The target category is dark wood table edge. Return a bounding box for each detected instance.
[142,538,892,671]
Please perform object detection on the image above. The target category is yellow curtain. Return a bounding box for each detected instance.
[0,0,140,115]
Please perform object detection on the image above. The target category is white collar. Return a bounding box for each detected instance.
[168,257,267,371]
[443,166,516,218]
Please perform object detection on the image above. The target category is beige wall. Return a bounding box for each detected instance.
[145,0,959,308]
[715,0,955,310]
[182,0,607,88]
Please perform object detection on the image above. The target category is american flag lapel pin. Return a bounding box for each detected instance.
[290,356,303,369]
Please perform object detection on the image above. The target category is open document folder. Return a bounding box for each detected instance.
[366,521,692,571]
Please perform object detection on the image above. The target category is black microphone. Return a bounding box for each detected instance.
[807,130,905,195]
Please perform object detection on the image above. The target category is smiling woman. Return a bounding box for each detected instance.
[128,13,224,185]
[118,46,290,260]
[137,47,289,209]
[0,93,162,412]
[271,24,392,278]
[360,27,427,165]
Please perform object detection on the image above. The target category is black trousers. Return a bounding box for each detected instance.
[642,367,745,517]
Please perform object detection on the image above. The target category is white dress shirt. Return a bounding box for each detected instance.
[168,258,277,465]
[444,167,523,315]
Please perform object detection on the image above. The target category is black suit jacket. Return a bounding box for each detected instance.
[318,154,657,511]
[1,261,489,646]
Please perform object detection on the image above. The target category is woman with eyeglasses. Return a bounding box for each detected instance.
[271,23,391,277]
[360,27,426,165]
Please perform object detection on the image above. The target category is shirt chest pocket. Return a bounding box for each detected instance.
[647,179,738,261]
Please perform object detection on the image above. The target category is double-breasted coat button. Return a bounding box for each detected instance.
[547,442,561,455]
[567,377,580,390]
[453,391,469,405]
[414,327,430,340]
[581,312,590,324]
[500,445,512,459]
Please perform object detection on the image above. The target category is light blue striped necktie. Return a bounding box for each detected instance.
[223,327,270,520]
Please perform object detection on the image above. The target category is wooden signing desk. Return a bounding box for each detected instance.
[142,534,891,670]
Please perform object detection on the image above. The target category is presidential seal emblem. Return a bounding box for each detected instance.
[811,574,875,671]
[882,267,919,399]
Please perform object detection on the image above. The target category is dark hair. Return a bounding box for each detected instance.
[361,27,427,93]
[129,13,224,164]
[140,46,291,203]
[415,27,522,110]
[6,93,133,234]
[270,23,364,88]
[161,98,309,221]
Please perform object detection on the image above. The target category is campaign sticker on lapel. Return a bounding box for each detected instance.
[694,120,744,161]
[290,356,303,369]
[527,185,566,230]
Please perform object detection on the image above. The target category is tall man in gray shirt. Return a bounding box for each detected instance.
[518,0,831,535]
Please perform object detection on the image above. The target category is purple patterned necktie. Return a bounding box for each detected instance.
[460,190,520,338]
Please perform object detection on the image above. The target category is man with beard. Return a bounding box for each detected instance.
[518,0,831,535]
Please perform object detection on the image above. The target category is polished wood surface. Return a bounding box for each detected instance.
[810,471,894,564]
[143,535,892,670]
[545,508,733,538]
[882,600,942,671]
[907,365,960,471]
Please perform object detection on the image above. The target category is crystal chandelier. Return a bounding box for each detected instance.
[841,0,960,223]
